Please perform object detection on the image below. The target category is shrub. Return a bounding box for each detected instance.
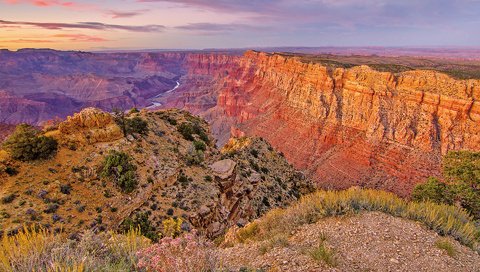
[415,151,480,219]
[177,123,195,141]
[1,194,16,204]
[193,140,207,151]
[177,122,210,143]
[443,151,480,219]
[136,231,217,272]
[59,184,72,195]
[121,212,158,242]
[44,204,59,214]
[204,175,213,182]
[412,177,451,204]
[129,107,140,114]
[4,166,18,176]
[112,109,149,136]
[3,124,58,161]
[126,117,149,135]
[101,151,138,193]
[0,226,149,271]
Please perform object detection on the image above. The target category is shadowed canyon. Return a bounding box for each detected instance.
[1,49,479,196]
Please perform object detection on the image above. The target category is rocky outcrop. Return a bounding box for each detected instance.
[189,137,314,237]
[56,107,123,144]
[209,159,237,179]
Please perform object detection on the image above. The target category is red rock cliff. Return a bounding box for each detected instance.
[160,51,480,196]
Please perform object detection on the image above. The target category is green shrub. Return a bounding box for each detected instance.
[129,107,140,114]
[3,124,58,161]
[412,177,452,204]
[126,117,149,135]
[435,238,457,257]
[177,123,195,141]
[193,140,207,151]
[443,151,480,219]
[1,193,16,204]
[414,151,480,219]
[177,122,209,143]
[309,242,337,267]
[121,212,158,242]
[112,109,148,136]
[101,151,138,193]
[4,166,18,176]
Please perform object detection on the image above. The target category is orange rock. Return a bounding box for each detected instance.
[161,51,480,196]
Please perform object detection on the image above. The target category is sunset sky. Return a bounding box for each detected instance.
[1,0,479,51]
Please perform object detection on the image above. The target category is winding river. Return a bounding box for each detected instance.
[146,80,180,109]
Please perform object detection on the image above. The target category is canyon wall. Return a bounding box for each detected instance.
[159,51,480,195]
[0,49,186,124]
[1,49,479,195]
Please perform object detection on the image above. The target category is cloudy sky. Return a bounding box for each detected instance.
[0,0,479,50]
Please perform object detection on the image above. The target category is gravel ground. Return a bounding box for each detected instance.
[218,212,480,271]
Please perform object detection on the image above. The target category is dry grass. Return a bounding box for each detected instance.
[309,242,337,267]
[0,225,60,272]
[234,188,480,252]
[435,238,457,257]
[0,226,150,272]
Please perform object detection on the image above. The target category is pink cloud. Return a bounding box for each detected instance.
[52,34,109,42]
[0,20,165,32]
[4,0,93,10]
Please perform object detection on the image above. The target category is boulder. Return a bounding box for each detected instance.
[209,159,236,179]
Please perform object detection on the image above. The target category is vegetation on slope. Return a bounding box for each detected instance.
[2,124,58,161]
[100,151,138,193]
[0,226,149,272]
[231,188,479,251]
[1,188,479,271]
[412,151,480,219]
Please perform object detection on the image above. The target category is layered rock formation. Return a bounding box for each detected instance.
[158,51,480,196]
[55,107,123,144]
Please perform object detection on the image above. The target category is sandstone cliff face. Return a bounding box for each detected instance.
[158,51,480,196]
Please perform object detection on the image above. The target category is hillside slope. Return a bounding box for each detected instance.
[219,212,480,271]
[0,108,312,238]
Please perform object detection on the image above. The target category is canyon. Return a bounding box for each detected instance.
[1,49,479,195]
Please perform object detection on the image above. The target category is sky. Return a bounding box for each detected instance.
[0,0,479,51]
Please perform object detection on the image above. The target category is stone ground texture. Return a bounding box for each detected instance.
[218,212,480,271]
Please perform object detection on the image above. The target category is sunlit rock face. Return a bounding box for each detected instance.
[158,51,480,196]
[1,49,479,195]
